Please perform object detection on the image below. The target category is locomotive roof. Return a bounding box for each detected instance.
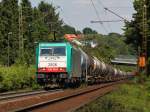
[38,42,71,47]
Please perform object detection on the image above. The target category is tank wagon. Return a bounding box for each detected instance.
[36,42,132,87]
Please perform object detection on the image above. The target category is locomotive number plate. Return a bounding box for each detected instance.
[48,63,57,67]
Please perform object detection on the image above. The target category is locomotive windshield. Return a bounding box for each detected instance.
[53,47,66,56]
[40,48,52,56]
[40,47,66,56]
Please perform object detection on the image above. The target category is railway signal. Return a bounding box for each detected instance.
[138,54,146,68]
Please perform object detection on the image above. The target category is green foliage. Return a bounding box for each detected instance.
[0,0,135,67]
[0,65,39,92]
[0,0,63,65]
[76,82,150,112]
[83,27,97,34]
[80,34,135,63]
[61,25,76,35]
[124,0,146,51]
[124,0,150,73]
[0,0,19,65]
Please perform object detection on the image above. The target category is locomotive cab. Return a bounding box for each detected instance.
[36,42,82,87]
[36,43,68,86]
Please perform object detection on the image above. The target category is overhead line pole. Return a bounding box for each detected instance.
[142,0,148,76]
[19,1,23,59]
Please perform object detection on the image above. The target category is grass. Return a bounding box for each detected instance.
[76,79,150,112]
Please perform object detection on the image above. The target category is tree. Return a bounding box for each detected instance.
[0,0,19,65]
[83,27,97,34]
[32,7,49,42]
[61,25,76,34]
[76,30,82,34]
[38,1,62,35]
[124,0,144,52]
[124,0,150,74]
[108,32,121,37]
[0,0,69,65]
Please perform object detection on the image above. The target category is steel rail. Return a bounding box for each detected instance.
[0,89,43,96]
[14,81,124,112]
[0,89,62,101]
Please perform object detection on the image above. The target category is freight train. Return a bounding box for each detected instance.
[36,42,133,87]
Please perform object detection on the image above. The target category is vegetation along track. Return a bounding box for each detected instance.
[14,80,126,112]
[0,89,62,101]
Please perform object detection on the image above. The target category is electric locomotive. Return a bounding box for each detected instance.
[36,42,86,87]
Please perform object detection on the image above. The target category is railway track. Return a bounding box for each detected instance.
[14,81,125,112]
[0,89,62,101]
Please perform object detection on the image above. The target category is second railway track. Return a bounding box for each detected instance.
[0,89,62,101]
[14,80,125,112]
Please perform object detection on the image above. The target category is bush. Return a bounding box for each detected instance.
[0,65,39,92]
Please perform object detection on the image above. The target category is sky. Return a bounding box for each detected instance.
[25,0,135,34]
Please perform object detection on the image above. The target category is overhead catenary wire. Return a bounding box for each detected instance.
[96,0,131,23]
[96,0,118,32]
[90,0,102,24]
[104,9,112,32]
[106,6,134,9]
[96,0,113,32]
[91,20,124,23]
[51,0,75,28]
[102,6,140,30]
[94,0,135,34]
[58,7,74,27]
[90,0,108,34]
[97,0,105,7]
[104,7,130,22]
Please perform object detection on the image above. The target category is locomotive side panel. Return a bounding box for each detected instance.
[71,47,82,78]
